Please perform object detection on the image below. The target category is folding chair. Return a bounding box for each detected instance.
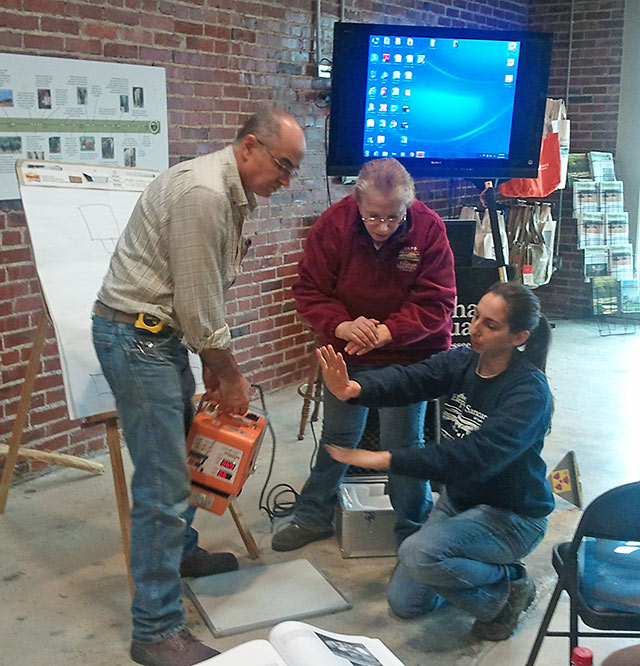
[526,481,640,665]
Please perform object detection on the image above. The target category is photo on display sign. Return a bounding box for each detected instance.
[49,136,62,154]
[101,137,115,159]
[124,147,136,167]
[37,88,52,109]
[133,86,144,108]
[80,136,95,152]
[0,89,13,106]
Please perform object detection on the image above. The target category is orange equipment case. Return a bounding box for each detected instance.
[186,405,268,515]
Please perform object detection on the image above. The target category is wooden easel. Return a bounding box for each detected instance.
[0,310,104,515]
[81,411,261,581]
[81,411,135,597]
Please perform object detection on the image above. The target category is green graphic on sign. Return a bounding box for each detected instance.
[0,119,161,134]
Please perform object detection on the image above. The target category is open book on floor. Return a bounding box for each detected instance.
[199,620,406,666]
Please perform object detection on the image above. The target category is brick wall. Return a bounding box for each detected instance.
[2,0,570,483]
[527,0,626,315]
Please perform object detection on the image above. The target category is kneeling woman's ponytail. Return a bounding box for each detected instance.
[487,282,552,374]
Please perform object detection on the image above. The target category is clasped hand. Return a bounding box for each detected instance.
[335,317,392,356]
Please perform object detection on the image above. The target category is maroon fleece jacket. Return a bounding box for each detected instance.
[293,194,456,366]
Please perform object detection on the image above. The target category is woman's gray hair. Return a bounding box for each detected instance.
[353,158,415,207]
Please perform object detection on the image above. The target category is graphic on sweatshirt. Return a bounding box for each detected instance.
[441,392,487,438]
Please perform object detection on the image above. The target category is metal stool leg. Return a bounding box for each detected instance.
[297,358,320,440]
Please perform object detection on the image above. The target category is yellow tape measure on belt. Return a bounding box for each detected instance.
[135,313,164,334]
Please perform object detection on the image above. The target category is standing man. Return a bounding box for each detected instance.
[92,108,306,666]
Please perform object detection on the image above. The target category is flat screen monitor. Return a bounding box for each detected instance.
[327,23,553,179]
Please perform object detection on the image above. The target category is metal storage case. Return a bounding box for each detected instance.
[336,482,398,558]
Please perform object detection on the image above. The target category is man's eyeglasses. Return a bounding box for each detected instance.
[256,138,298,178]
[360,213,406,228]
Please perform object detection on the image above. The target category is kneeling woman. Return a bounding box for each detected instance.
[319,282,554,641]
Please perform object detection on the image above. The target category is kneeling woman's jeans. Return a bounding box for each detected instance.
[387,490,547,622]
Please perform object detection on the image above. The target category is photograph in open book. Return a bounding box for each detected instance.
[315,632,383,666]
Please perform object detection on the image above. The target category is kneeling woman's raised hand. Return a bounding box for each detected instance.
[316,345,362,401]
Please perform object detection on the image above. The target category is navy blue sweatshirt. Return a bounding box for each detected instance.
[354,346,555,518]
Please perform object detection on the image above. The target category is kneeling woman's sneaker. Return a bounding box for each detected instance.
[472,569,536,641]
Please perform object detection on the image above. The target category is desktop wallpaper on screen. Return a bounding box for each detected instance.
[363,34,521,161]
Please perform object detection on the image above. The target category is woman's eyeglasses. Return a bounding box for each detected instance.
[360,213,406,228]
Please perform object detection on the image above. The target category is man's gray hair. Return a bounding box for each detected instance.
[353,158,416,207]
[235,108,292,147]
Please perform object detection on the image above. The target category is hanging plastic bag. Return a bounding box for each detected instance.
[547,99,570,189]
[499,98,568,199]
[498,132,562,199]
[474,208,508,260]
[507,205,553,288]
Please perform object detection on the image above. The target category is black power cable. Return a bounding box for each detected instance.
[252,384,300,523]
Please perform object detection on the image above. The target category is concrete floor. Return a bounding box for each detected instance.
[1,318,639,666]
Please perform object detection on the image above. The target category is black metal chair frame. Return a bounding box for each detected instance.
[526,480,640,666]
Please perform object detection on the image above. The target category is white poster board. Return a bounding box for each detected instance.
[0,54,169,200]
[17,160,203,420]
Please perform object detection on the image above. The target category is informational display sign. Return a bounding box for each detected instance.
[17,160,203,420]
[0,54,168,200]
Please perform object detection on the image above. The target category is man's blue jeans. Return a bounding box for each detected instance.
[293,366,431,543]
[387,490,548,622]
[92,314,199,642]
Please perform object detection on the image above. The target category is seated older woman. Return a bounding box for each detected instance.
[272,157,456,552]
